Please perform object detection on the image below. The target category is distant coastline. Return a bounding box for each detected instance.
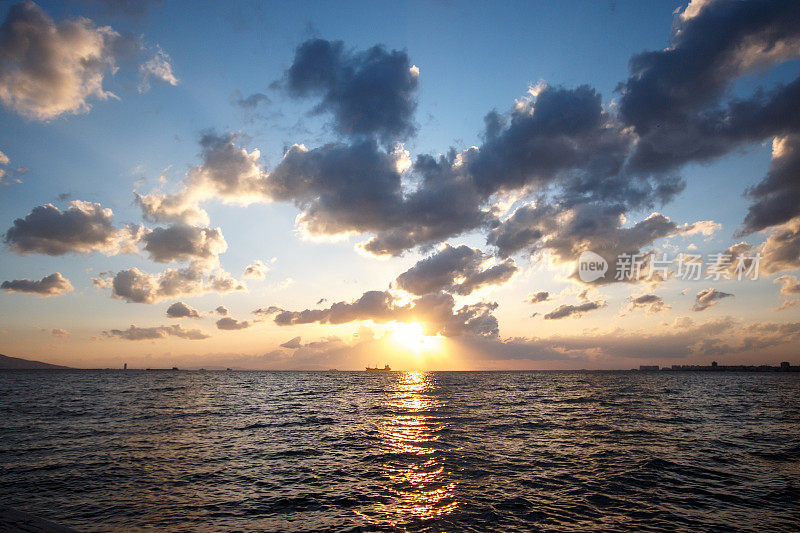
[0,353,70,370]
[639,361,799,372]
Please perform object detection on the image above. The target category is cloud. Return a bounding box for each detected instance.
[243,259,269,279]
[543,300,606,320]
[280,336,302,349]
[230,91,270,110]
[109,263,245,304]
[141,224,227,264]
[166,301,200,319]
[774,274,800,311]
[135,132,268,224]
[760,217,800,274]
[0,149,24,186]
[1,272,73,296]
[51,328,69,338]
[742,135,800,233]
[138,46,178,92]
[0,1,176,120]
[775,275,800,295]
[623,293,670,315]
[394,244,517,296]
[103,323,210,341]
[0,1,120,120]
[693,288,733,312]
[272,289,499,337]
[281,38,419,142]
[215,305,229,316]
[618,0,800,175]
[526,291,550,304]
[5,201,141,256]
[216,317,250,330]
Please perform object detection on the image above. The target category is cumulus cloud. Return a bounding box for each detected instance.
[272,289,499,337]
[618,0,800,175]
[135,132,268,225]
[623,293,670,315]
[543,300,606,320]
[1,272,73,296]
[693,288,733,312]
[216,317,250,330]
[109,263,245,304]
[0,1,176,120]
[103,323,210,341]
[742,136,800,234]
[243,259,269,279]
[215,305,229,316]
[166,301,200,319]
[281,38,419,142]
[5,201,141,256]
[394,244,517,296]
[141,224,227,264]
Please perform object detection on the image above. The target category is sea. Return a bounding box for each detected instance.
[1,370,799,532]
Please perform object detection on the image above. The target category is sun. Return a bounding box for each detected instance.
[391,322,443,353]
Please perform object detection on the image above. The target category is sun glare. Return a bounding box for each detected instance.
[391,322,443,353]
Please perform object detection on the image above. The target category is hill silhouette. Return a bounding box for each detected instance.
[0,354,70,370]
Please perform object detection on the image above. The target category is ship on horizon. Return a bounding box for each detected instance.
[366,364,391,371]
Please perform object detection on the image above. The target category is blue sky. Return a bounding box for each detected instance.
[1,0,799,369]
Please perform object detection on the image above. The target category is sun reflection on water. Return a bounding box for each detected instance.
[378,371,458,525]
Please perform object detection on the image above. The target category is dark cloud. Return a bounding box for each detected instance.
[618,0,800,175]
[280,336,302,349]
[5,201,141,256]
[215,305,229,316]
[103,323,210,341]
[142,224,227,263]
[693,288,733,312]
[741,135,800,234]
[216,317,251,330]
[166,301,200,319]
[488,203,701,284]
[394,244,517,296]
[624,293,670,315]
[543,300,606,320]
[282,38,419,142]
[1,272,73,296]
[272,289,498,337]
[266,139,405,238]
[526,291,550,304]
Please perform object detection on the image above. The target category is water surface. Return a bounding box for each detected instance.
[1,370,799,531]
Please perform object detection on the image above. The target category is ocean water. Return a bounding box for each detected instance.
[1,370,799,532]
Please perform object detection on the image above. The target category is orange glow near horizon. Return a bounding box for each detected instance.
[390,322,445,355]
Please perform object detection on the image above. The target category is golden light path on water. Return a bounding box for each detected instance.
[378,371,457,525]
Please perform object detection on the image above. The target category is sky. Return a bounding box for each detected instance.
[0,0,799,370]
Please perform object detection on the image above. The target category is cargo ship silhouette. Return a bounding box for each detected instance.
[366,364,391,371]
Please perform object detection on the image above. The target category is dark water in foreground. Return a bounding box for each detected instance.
[1,370,799,532]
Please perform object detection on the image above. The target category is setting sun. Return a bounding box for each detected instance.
[391,322,443,353]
